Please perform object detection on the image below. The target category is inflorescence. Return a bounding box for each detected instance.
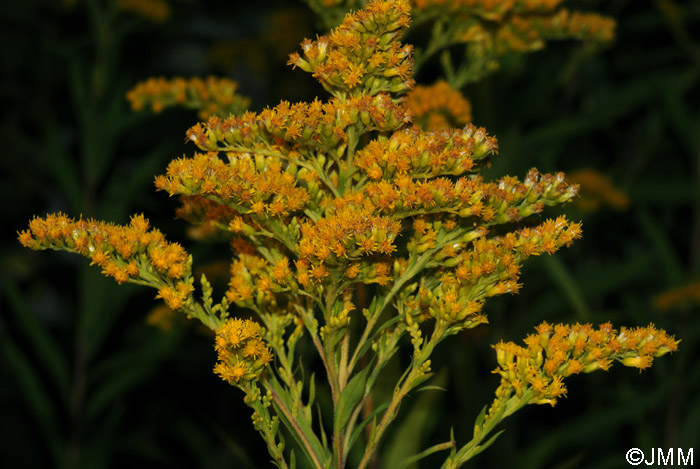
[20,3,675,467]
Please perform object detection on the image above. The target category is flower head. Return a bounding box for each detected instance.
[19,213,194,310]
[214,318,273,386]
[288,0,414,98]
[492,322,679,406]
[405,81,472,130]
[127,76,250,119]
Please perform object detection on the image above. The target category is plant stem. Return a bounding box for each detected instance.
[249,393,290,469]
[356,327,442,469]
[338,330,351,389]
[443,391,533,468]
[266,382,325,469]
[294,303,340,408]
[347,251,431,375]
[357,371,414,469]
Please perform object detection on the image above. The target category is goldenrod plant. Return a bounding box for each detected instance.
[303,0,615,87]
[19,1,677,468]
[404,80,472,131]
[127,76,251,120]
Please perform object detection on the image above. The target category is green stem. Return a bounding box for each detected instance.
[188,300,220,331]
[347,250,433,376]
[311,157,341,198]
[341,335,403,461]
[332,330,352,468]
[357,371,414,469]
[248,392,290,469]
[266,383,325,469]
[323,284,343,402]
[395,440,455,469]
[356,327,443,469]
[293,303,340,408]
[443,390,533,468]
[324,289,345,468]
[338,330,351,390]
[256,311,299,390]
[413,18,450,72]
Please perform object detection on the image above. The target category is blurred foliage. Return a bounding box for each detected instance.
[1,0,698,468]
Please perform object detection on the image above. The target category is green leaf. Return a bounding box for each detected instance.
[77,402,123,469]
[469,430,505,459]
[268,374,327,468]
[86,326,180,420]
[335,365,371,435]
[309,372,316,407]
[2,278,70,400]
[415,385,446,393]
[210,423,256,468]
[348,402,390,452]
[355,314,402,364]
[394,440,455,469]
[317,404,329,451]
[380,370,447,469]
[42,126,82,214]
[1,336,62,465]
[660,83,698,157]
[637,207,685,286]
[408,371,434,391]
[86,361,157,420]
[101,143,169,220]
[77,266,138,361]
[473,405,488,436]
[541,255,591,321]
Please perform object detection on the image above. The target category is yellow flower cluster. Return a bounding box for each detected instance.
[155,152,310,218]
[19,213,194,310]
[405,81,472,130]
[225,254,297,308]
[188,94,411,157]
[413,0,564,14]
[116,0,171,23]
[567,169,630,212]
[222,209,402,295]
[354,124,493,180]
[288,0,414,98]
[297,206,400,283]
[310,0,615,47]
[461,9,615,56]
[335,168,578,228]
[214,318,273,385]
[404,216,581,326]
[491,322,679,407]
[412,0,614,79]
[127,76,250,120]
[653,280,700,312]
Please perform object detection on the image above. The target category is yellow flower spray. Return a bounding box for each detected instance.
[20,1,676,468]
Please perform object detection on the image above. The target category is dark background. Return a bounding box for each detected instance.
[1,0,698,468]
